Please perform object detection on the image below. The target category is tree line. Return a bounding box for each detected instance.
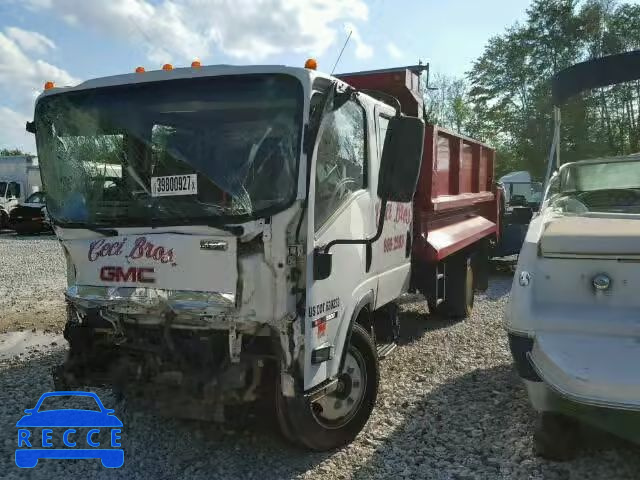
[4,0,640,181]
[424,0,640,179]
[0,148,30,156]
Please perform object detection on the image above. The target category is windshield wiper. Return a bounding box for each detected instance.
[61,220,243,237]
[147,216,244,236]
[59,223,119,236]
[207,223,244,236]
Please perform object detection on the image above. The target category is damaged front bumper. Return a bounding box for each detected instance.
[56,285,302,419]
[65,285,244,330]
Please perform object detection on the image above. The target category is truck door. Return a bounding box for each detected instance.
[370,107,413,306]
[304,95,376,391]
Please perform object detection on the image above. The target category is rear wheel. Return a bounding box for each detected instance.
[433,255,474,319]
[276,323,379,450]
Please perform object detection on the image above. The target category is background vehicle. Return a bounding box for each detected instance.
[9,191,50,234]
[493,171,543,257]
[0,156,42,214]
[505,50,640,460]
[30,61,499,451]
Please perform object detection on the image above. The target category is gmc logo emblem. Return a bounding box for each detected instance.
[100,266,155,283]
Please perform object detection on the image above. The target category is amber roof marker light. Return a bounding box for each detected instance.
[135,66,146,73]
[304,58,318,70]
[162,63,173,71]
[191,59,202,68]
[44,81,55,90]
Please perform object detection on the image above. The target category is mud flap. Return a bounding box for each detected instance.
[472,241,490,292]
[372,303,399,344]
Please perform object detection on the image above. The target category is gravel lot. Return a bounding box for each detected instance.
[0,234,66,333]
[1,235,639,479]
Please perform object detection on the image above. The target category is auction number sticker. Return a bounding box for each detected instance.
[151,174,198,197]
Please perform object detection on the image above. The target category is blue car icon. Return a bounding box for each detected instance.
[16,391,123,468]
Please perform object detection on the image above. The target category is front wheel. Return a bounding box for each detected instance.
[0,210,7,230]
[276,323,379,451]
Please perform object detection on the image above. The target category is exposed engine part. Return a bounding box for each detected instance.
[56,305,278,421]
[228,325,243,363]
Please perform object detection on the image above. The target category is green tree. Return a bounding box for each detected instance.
[0,148,32,156]
[466,0,640,180]
[423,74,473,136]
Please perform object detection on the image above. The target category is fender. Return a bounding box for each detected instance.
[337,290,374,373]
[304,286,376,393]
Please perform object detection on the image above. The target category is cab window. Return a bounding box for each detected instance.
[314,99,366,230]
[8,182,20,199]
[26,192,44,204]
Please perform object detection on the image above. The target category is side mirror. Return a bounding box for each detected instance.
[378,116,425,202]
[313,250,333,280]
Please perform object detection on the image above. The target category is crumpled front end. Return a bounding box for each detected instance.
[55,226,304,420]
[66,285,236,329]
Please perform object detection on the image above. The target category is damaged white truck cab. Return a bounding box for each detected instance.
[505,50,640,459]
[29,63,424,450]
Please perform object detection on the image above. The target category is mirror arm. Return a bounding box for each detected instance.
[322,199,387,254]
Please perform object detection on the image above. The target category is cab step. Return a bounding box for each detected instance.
[377,342,397,359]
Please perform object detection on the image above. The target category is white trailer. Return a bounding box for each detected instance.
[0,155,42,227]
[499,171,530,201]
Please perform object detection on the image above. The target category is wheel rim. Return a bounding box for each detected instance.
[311,347,367,429]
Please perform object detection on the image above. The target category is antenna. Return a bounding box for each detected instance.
[331,30,353,75]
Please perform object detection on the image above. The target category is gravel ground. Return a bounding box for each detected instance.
[0,234,66,333]
[1,235,639,479]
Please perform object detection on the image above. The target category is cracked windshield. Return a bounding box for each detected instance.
[35,75,302,226]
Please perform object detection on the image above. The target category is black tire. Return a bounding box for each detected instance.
[435,254,474,319]
[276,323,379,451]
[14,224,41,235]
[275,377,299,445]
[534,412,580,461]
[427,298,439,315]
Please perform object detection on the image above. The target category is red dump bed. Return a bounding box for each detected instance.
[339,66,500,263]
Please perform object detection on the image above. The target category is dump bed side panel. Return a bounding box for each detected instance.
[339,67,499,262]
[337,67,424,116]
[417,125,495,209]
[414,125,498,262]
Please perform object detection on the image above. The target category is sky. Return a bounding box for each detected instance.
[0,0,535,153]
